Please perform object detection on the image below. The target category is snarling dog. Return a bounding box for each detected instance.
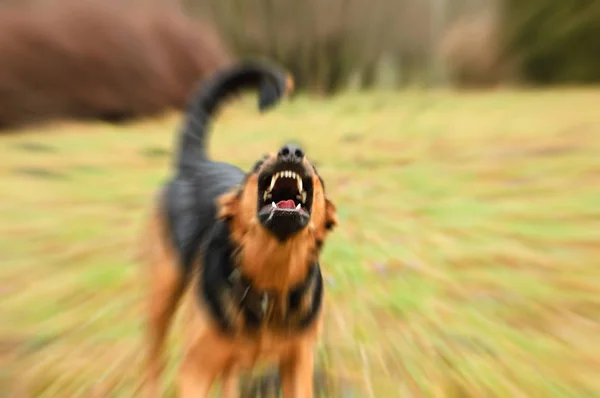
[143,61,338,397]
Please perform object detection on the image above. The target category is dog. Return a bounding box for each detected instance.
[143,61,338,397]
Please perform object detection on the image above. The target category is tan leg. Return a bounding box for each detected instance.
[144,210,184,398]
[179,355,218,398]
[178,334,228,398]
[220,364,240,398]
[280,342,315,398]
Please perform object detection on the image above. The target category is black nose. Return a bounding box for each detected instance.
[277,144,304,163]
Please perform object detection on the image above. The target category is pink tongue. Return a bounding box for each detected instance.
[277,200,295,209]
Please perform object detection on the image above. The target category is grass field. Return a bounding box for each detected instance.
[1,89,600,397]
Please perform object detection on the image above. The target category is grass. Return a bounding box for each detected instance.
[1,88,600,397]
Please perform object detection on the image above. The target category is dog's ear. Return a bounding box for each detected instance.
[217,187,242,221]
[324,196,338,231]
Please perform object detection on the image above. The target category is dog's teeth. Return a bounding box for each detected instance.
[263,191,268,201]
[271,202,277,209]
[296,203,301,210]
[301,191,307,203]
[269,174,278,192]
[296,175,303,193]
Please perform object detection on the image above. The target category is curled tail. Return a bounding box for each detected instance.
[176,61,294,175]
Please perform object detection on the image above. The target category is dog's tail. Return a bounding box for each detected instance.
[176,61,294,174]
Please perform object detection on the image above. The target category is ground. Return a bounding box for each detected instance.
[1,89,599,397]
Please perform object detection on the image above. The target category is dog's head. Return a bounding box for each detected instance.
[218,143,337,245]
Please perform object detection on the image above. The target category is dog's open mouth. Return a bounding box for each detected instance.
[262,170,307,213]
[257,166,313,239]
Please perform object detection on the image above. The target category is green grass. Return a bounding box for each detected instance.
[1,88,600,397]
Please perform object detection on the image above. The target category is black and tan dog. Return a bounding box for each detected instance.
[143,61,338,397]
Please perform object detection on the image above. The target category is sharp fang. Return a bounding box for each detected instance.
[263,191,268,201]
[269,174,278,192]
[296,176,303,193]
[271,202,277,209]
[301,191,307,203]
[296,203,301,210]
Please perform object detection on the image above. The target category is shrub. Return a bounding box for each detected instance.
[502,0,600,84]
[439,10,509,88]
[0,0,232,130]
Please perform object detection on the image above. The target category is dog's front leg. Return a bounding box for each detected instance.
[178,334,228,398]
[178,349,219,398]
[220,364,239,398]
[280,342,314,398]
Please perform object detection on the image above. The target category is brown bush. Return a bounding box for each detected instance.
[439,10,510,88]
[0,0,232,130]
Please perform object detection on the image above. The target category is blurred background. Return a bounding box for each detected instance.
[1,0,599,396]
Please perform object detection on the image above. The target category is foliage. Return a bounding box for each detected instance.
[502,0,600,84]
[183,0,439,93]
[439,10,506,88]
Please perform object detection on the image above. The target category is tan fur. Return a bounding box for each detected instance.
[144,205,184,398]
[177,271,323,397]
[144,152,337,398]
[218,155,337,292]
[236,226,316,291]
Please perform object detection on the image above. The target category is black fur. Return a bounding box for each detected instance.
[201,221,323,335]
[161,61,322,335]
[164,61,290,276]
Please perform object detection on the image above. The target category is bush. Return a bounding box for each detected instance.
[439,10,509,88]
[0,0,232,130]
[184,0,404,94]
[502,0,600,84]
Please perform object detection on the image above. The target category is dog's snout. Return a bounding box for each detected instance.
[278,144,304,163]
